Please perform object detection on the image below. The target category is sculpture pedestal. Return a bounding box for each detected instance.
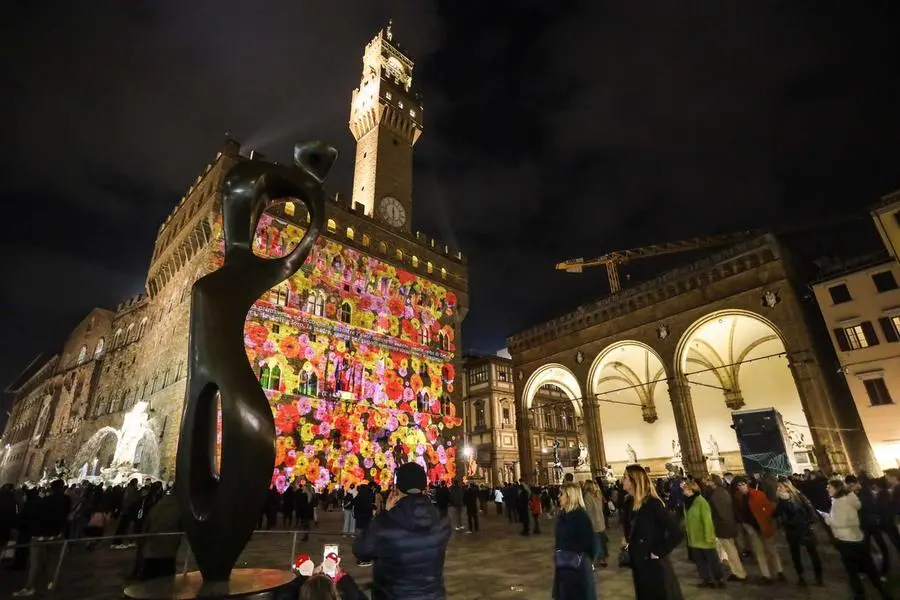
[707,456,725,474]
[123,569,298,600]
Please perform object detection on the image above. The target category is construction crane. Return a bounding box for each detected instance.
[556,230,763,293]
[556,213,868,294]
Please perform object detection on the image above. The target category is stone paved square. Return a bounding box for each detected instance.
[2,509,898,599]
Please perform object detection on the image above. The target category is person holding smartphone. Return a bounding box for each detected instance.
[353,463,452,600]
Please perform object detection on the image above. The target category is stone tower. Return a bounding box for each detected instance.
[349,20,422,232]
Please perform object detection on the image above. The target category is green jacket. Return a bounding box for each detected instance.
[683,495,716,549]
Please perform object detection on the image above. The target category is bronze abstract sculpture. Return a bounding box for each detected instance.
[176,142,335,584]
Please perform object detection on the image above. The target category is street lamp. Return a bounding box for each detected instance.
[463,446,473,458]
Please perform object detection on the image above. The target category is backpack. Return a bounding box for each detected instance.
[529,495,541,515]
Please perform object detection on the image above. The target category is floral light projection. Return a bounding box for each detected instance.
[212,211,462,492]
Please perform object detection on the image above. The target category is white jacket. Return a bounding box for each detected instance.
[824,492,863,542]
[494,489,503,503]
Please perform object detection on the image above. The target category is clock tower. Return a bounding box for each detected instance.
[349,21,422,232]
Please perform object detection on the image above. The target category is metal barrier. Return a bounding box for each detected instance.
[1,528,347,595]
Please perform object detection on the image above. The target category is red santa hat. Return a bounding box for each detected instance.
[293,553,315,577]
[322,551,341,573]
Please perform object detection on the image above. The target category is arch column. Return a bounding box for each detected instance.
[668,377,707,477]
[515,398,534,483]
[581,396,606,477]
[786,354,852,473]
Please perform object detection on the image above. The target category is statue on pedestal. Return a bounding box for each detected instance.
[706,434,725,474]
[625,444,637,464]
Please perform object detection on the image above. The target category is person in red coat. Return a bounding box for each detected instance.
[733,476,785,584]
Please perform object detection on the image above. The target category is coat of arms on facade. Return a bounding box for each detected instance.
[656,323,670,340]
[575,351,585,364]
[762,289,780,308]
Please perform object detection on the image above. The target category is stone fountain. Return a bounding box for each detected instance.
[72,401,161,485]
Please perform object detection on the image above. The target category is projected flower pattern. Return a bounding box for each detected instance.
[212,212,462,491]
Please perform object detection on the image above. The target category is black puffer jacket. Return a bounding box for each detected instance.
[353,494,452,600]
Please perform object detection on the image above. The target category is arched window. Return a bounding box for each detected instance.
[138,318,148,339]
[305,292,325,317]
[272,283,290,306]
[474,401,486,428]
[346,227,354,240]
[269,365,281,391]
[440,396,452,415]
[126,323,135,343]
[427,261,434,274]
[395,248,404,261]
[284,201,295,216]
[94,337,105,358]
[340,302,352,324]
[114,328,123,347]
[76,346,87,365]
[327,219,337,233]
[438,331,450,352]
[378,241,388,254]
[411,256,419,268]
[259,364,271,389]
[441,267,447,280]
[362,234,371,247]
[419,326,431,346]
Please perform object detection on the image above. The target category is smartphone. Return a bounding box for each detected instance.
[323,544,340,577]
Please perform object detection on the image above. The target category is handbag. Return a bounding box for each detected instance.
[554,549,584,570]
[617,546,632,568]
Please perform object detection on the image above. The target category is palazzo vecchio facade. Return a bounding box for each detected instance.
[0,26,469,485]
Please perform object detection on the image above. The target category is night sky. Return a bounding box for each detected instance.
[2,1,900,405]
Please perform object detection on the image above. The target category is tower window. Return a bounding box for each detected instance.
[378,241,387,254]
[327,219,337,233]
[427,262,433,274]
[396,248,404,261]
[399,101,404,109]
[362,234,371,247]
[410,109,416,118]
[386,92,392,100]
[411,256,419,268]
[346,227,355,240]
[441,267,447,280]
[76,345,87,365]
[284,201,295,216]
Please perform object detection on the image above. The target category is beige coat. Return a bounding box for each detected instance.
[582,491,606,533]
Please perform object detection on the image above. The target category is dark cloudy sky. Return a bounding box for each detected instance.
[2,1,900,403]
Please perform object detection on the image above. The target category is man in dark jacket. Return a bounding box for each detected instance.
[354,463,451,600]
[706,475,747,582]
[463,483,479,532]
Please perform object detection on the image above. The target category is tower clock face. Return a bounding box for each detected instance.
[378,196,406,228]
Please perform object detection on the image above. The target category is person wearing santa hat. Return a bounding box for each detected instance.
[353,462,452,600]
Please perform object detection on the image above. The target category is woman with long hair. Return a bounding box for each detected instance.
[552,482,597,600]
[581,480,608,567]
[822,479,893,600]
[774,480,823,586]
[681,479,724,588]
[623,464,684,600]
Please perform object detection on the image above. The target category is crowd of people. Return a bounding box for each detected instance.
[3,465,900,600]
